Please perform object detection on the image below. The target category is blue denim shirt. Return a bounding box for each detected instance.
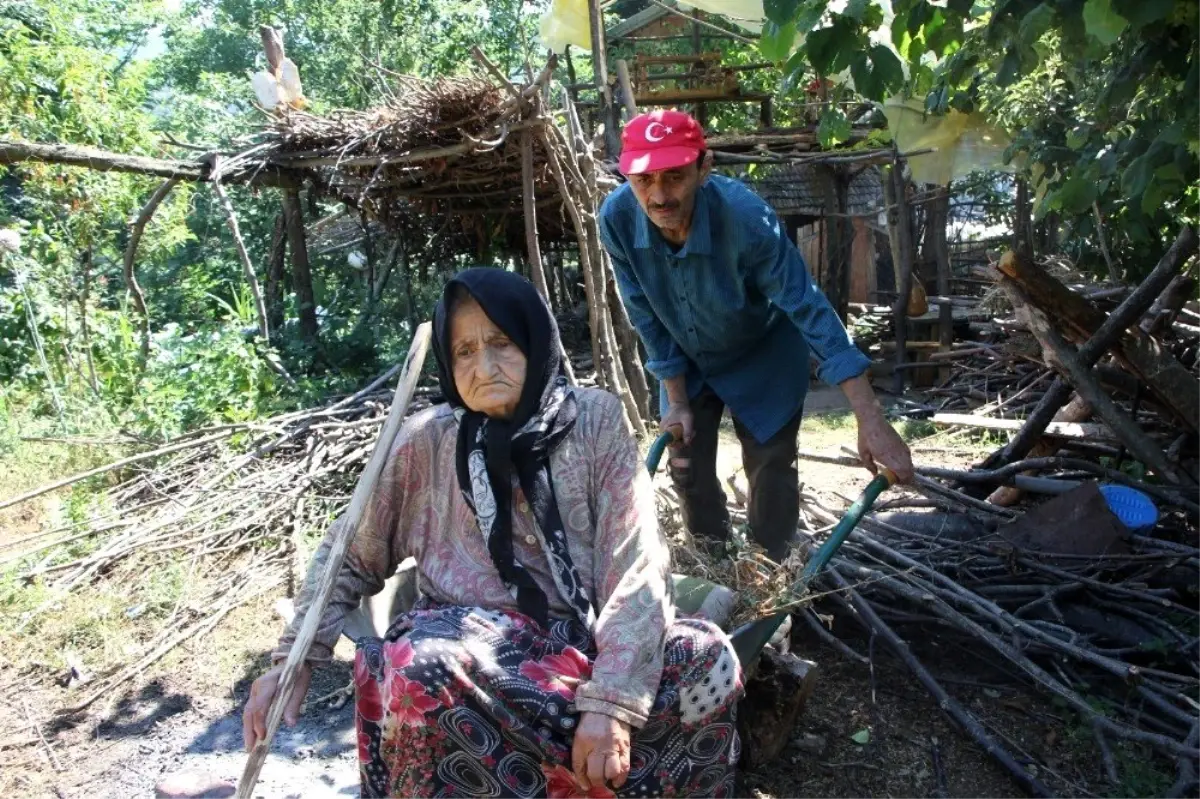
[598,174,871,443]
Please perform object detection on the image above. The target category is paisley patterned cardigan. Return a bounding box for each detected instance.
[276,387,674,728]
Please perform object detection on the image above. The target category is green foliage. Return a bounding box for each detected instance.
[763,0,1199,279]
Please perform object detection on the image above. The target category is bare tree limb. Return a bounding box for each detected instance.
[124,178,179,364]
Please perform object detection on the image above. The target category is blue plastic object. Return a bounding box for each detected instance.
[1099,484,1158,532]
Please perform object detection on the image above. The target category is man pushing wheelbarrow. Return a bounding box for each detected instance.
[598,109,914,562]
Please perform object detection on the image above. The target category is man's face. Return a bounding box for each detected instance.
[627,157,710,233]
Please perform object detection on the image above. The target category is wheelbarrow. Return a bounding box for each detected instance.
[646,428,895,767]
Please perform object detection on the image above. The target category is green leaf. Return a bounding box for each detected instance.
[760,20,798,61]
[996,49,1021,86]
[1121,154,1155,198]
[804,18,858,75]
[1019,4,1054,47]
[781,49,809,93]
[765,0,803,26]
[870,44,905,97]
[851,728,871,745]
[845,0,873,22]
[1112,0,1173,30]
[906,1,933,34]
[796,1,830,33]
[947,0,974,13]
[1082,0,1128,45]
[1050,176,1097,213]
[1065,127,1089,150]
[818,107,853,148]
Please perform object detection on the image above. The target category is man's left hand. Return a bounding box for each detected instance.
[856,413,914,484]
[572,711,631,793]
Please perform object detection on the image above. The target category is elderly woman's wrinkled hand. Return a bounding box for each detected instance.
[243,662,313,751]
[572,711,631,793]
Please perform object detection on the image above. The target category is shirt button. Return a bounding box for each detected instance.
[519,502,529,513]
[524,534,537,545]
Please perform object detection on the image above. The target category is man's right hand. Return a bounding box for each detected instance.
[661,400,695,445]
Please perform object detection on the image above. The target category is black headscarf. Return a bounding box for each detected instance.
[432,267,593,629]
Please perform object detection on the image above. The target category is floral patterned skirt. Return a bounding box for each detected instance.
[353,603,743,798]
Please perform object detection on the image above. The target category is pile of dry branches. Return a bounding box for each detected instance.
[0,366,438,712]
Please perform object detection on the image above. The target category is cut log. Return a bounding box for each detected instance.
[997,239,1198,431]
[1002,279,1182,484]
[736,647,818,770]
[932,413,1108,439]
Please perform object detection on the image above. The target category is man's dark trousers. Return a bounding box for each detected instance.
[667,385,803,561]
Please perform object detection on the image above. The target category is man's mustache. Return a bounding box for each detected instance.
[649,201,680,212]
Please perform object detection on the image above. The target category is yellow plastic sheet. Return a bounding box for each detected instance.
[883,98,1012,186]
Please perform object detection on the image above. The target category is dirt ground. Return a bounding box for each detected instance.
[0,398,1160,798]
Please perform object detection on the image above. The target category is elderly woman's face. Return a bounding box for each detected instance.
[449,296,527,420]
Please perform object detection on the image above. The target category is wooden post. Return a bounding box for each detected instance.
[884,162,915,394]
[522,130,577,386]
[281,189,321,349]
[822,166,854,321]
[1013,178,1032,259]
[564,45,579,106]
[760,97,774,129]
[236,325,433,799]
[586,0,621,159]
[615,59,638,123]
[931,187,953,382]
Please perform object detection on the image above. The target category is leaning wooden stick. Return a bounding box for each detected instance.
[236,321,432,799]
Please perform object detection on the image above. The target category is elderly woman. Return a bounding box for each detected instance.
[244,268,743,798]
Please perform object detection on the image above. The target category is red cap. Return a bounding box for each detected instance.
[618,110,707,176]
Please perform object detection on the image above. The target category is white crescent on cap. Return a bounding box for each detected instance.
[644,122,668,142]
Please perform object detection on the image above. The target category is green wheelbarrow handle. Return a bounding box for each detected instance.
[645,429,678,476]
[729,467,895,666]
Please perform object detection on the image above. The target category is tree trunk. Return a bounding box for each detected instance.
[282,188,321,349]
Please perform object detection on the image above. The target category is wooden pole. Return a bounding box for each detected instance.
[586,0,621,158]
[615,59,638,122]
[521,130,577,386]
[692,9,707,126]
[236,324,432,798]
[931,187,953,382]
[281,189,321,349]
[884,162,915,395]
[212,172,271,341]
